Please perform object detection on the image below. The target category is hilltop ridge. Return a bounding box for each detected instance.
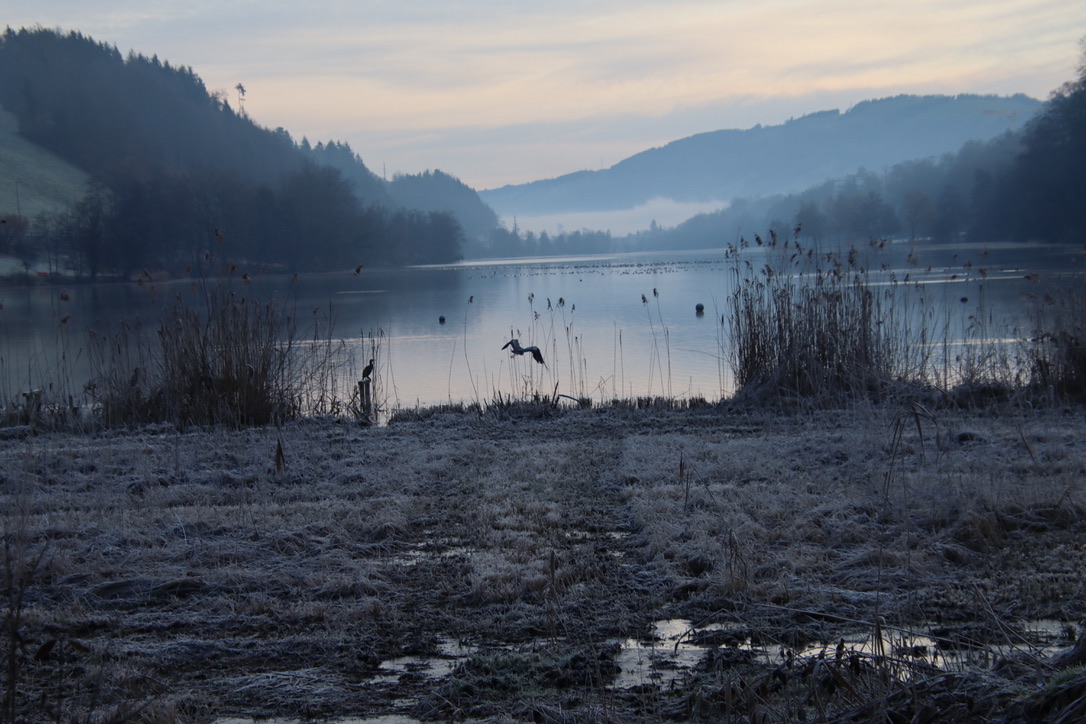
[480,93,1042,217]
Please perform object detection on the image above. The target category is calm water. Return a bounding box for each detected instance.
[1,242,1081,411]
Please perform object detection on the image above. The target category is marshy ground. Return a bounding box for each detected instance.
[3,401,1086,722]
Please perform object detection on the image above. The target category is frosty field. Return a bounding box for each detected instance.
[3,401,1086,722]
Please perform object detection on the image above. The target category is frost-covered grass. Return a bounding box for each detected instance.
[2,402,1085,721]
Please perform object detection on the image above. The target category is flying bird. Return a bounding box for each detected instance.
[361,359,374,380]
[502,338,545,365]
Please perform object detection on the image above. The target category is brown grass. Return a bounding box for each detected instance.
[724,231,1086,408]
[1028,275,1086,400]
[725,233,921,404]
[84,279,349,429]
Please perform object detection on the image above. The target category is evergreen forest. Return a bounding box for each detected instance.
[0,27,490,277]
[0,27,1083,274]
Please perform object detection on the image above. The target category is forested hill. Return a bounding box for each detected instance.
[481,94,1043,216]
[0,27,497,276]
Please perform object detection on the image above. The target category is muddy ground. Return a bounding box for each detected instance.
[2,401,1086,722]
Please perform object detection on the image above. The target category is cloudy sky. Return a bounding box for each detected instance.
[7,1,1084,190]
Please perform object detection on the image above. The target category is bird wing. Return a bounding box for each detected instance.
[529,347,545,364]
[501,340,514,351]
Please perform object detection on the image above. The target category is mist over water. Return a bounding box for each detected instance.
[511,197,730,237]
[1,243,1080,413]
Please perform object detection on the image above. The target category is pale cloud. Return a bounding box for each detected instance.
[6,0,1085,188]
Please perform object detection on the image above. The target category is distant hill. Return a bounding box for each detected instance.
[480,94,1043,217]
[0,27,496,273]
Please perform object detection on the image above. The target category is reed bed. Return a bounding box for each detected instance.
[724,232,929,405]
[723,231,1086,408]
[1027,273,1086,400]
[0,275,359,431]
[93,284,302,427]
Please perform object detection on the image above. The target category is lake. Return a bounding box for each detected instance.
[1,241,1082,413]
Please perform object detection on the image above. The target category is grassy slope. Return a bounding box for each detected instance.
[0,106,91,274]
[0,106,90,218]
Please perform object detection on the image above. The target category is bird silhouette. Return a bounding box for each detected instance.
[502,338,545,365]
[361,359,375,380]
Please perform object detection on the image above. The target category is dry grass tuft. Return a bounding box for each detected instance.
[725,233,918,405]
[1028,275,1086,400]
[723,230,1086,409]
[85,280,346,429]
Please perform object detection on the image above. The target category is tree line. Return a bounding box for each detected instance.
[2,27,1082,271]
[0,27,479,277]
[628,43,1085,251]
[447,45,1085,259]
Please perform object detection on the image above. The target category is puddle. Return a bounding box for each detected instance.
[216,638,478,724]
[219,719,420,724]
[386,538,476,566]
[767,618,1071,670]
[611,618,1075,689]
[563,528,631,558]
[218,618,1076,722]
[388,529,629,566]
[369,637,477,684]
[613,619,733,688]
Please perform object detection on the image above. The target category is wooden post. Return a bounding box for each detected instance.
[358,378,373,422]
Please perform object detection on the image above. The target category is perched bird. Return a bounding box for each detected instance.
[361,359,375,380]
[502,338,545,365]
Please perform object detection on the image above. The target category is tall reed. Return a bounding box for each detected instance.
[87,275,345,428]
[1026,269,1086,399]
[0,287,85,428]
[724,231,925,404]
[641,288,673,398]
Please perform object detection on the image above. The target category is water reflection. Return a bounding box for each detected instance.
[613,617,1073,689]
[2,243,1082,410]
[369,637,477,685]
[218,718,418,724]
[214,616,1075,724]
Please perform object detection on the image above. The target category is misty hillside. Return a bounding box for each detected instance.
[0,27,496,275]
[480,94,1042,216]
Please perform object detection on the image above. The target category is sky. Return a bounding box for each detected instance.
[6,1,1085,192]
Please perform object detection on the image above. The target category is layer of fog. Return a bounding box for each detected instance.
[504,196,728,237]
